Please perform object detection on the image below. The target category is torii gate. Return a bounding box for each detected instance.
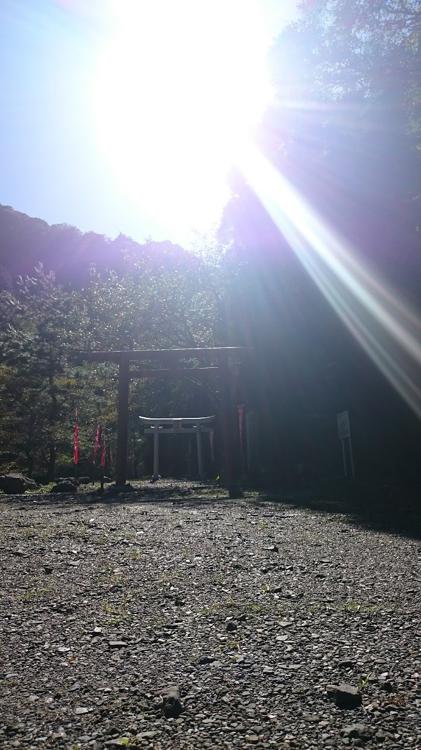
[75,347,248,497]
[139,415,215,480]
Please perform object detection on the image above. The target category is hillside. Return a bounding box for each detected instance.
[0,204,193,286]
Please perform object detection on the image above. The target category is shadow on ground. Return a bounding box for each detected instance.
[253,478,421,541]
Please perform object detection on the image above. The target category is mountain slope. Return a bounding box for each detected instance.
[0,204,192,286]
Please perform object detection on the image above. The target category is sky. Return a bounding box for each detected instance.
[0,0,297,246]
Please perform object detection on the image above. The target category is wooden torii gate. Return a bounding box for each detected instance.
[76,347,248,497]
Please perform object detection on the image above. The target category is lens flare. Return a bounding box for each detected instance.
[241,145,421,417]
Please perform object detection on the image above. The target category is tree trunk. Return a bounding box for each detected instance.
[25,414,35,477]
[47,444,56,482]
[47,348,58,481]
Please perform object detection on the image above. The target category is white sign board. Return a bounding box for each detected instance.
[337,410,351,440]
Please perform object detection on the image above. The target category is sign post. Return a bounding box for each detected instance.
[337,410,355,479]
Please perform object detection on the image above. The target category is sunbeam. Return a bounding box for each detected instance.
[240,145,421,418]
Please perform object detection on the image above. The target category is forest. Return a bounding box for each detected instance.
[1,0,421,487]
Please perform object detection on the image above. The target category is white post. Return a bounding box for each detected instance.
[348,437,355,479]
[196,428,204,480]
[209,430,215,462]
[245,410,256,472]
[153,427,160,479]
[341,438,347,477]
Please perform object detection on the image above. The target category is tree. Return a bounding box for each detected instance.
[0,239,227,479]
[219,0,421,482]
[0,265,88,477]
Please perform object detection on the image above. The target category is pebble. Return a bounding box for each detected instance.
[197,655,217,665]
[1,483,419,750]
[162,686,183,719]
[341,723,373,740]
[327,683,362,709]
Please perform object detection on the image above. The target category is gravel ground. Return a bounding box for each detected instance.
[1,481,420,750]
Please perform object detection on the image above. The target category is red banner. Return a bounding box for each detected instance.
[100,433,106,468]
[73,410,79,465]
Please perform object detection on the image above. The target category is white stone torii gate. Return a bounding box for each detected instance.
[139,416,215,480]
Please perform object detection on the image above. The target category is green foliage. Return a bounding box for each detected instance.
[0,264,88,477]
[0,246,226,479]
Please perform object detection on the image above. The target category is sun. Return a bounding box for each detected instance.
[92,0,272,241]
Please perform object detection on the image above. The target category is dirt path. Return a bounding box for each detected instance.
[1,483,420,749]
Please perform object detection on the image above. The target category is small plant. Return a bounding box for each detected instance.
[210,572,226,585]
[358,673,372,690]
[97,566,126,586]
[24,482,56,495]
[341,600,380,615]
[101,598,133,624]
[198,603,220,616]
[91,532,109,545]
[20,583,56,602]
[226,639,241,651]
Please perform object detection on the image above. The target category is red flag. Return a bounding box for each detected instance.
[100,432,106,468]
[93,423,102,463]
[73,409,79,465]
